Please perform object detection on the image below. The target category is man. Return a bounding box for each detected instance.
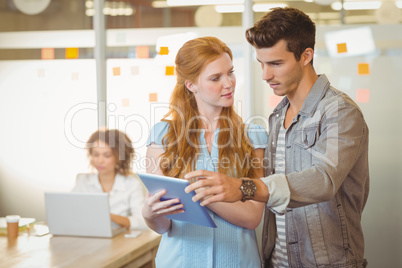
[185,7,369,268]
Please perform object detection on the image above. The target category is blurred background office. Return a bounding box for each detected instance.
[0,0,401,267]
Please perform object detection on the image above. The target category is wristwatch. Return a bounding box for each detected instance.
[240,179,256,202]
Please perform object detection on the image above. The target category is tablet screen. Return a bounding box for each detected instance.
[137,173,217,228]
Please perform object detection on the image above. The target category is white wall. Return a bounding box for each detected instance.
[0,25,401,267]
[0,60,97,220]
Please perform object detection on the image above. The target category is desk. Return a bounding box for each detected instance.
[0,229,161,268]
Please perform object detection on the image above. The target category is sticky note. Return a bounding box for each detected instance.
[72,72,79,81]
[66,47,79,59]
[337,43,347,54]
[37,68,45,78]
[41,48,54,60]
[358,63,370,75]
[131,66,139,75]
[356,89,370,103]
[136,46,149,58]
[113,67,121,76]
[159,47,169,55]
[165,66,175,76]
[269,95,282,108]
[122,98,130,107]
[149,93,158,102]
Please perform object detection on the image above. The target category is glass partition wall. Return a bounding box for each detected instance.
[0,1,401,267]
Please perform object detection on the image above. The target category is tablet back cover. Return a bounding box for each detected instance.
[138,173,217,228]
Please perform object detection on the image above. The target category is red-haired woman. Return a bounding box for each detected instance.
[142,37,268,267]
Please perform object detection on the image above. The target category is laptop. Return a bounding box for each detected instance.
[44,192,126,238]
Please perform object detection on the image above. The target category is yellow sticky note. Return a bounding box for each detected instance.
[122,98,130,107]
[159,47,169,55]
[41,48,54,60]
[337,43,347,54]
[66,47,79,59]
[358,63,370,75]
[113,67,121,76]
[136,46,149,58]
[165,66,175,76]
[356,89,370,103]
[269,95,283,108]
[149,93,158,102]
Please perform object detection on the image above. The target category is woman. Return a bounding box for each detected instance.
[72,128,147,230]
[142,37,267,267]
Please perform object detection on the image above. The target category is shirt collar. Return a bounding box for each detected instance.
[273,74,329,118]
[298,74,329,117]
[87,173,126,191]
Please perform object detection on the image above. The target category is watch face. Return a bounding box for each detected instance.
[241,180,256,198]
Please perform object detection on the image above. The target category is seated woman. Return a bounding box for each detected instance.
[72,128,147,230]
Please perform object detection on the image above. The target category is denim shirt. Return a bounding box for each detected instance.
[147,121,267,268]
[261,75,369,268]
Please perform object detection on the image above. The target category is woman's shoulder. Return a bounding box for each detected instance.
[76,173,97,183]
[245,123,268,135]
[118,173,145,192]
[72,173,98,192]
[245,123,268,149]
[151,121,169,132]
[119,173,140,182]
[147,121,170,147]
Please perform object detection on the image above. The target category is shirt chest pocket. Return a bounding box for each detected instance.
[292,126,319,172]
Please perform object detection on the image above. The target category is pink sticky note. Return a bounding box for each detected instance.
[149,93,158,102]
[356,89,370,103]
[122,98,130,107]
[41,48,54,60]
[136,46,149,58]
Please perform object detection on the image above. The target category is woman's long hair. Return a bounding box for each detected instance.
[159,36,258,179]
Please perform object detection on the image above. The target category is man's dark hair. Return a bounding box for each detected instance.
[246,7,316,64]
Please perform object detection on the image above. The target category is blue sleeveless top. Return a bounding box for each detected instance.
[147,121,268,268]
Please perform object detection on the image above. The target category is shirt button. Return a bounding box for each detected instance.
[286,145,291,149]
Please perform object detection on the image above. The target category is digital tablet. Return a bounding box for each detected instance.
[137,173,217,228]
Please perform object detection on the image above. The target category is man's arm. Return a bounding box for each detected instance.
[184,170,270,206]
[284,102,368,208]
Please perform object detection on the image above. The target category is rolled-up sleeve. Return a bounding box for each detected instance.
[261,174,290,215]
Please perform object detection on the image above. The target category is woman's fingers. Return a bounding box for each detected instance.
[144,189,185,219]
[156,203,184,216]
